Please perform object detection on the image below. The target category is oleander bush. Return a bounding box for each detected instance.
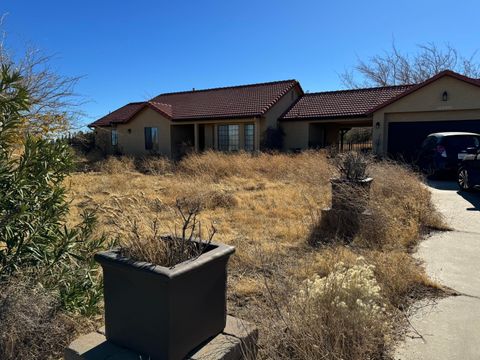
[0,55,112,359]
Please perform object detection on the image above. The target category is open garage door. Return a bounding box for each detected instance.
[388,120,480,162]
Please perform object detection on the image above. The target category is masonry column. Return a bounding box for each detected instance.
[194,123,199,152]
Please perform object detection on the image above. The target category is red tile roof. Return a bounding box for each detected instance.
[281,85,414,120]
[91,102,146,127]
[90,80,300,127]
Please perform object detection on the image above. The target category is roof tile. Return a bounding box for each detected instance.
[91,80,299,126]
[281,85,414,120]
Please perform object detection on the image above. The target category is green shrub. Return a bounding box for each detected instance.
[0,65,108,315]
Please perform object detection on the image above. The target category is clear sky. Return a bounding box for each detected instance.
[2,0,480,128]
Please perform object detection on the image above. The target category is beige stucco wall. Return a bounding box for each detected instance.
[114,107,172,156]
[372,76,480,155]
[281,121,309,150]
[261,86,302,141]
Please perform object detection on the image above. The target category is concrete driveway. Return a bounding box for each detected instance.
[395,181,480,360]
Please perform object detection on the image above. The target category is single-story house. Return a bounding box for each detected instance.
[90,70,480,160]
[90,80,303,159]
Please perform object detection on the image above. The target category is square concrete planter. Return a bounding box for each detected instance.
[94,241,235,360]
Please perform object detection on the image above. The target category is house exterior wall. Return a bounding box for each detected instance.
[261,86,302,143]
[281,121,309,150]
[372,76,480,155]
[114,107,172,156]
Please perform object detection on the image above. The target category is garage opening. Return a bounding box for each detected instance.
[388,120,480,162]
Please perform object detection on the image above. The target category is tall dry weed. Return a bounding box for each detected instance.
[92,156,136,174]
[0,279,81,360]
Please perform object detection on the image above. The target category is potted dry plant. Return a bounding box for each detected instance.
[330,151,373,212]
[95,198,235,360]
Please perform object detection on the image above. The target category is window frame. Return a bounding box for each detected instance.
[244,124,255,151]
[144,127,159,151]
[111,128,118,146]
[218,124,240,152]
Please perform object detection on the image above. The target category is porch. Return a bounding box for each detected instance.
[170,121,260,159]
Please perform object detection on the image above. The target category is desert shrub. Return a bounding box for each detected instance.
[0,279,78,360]
[135,155,173,175]
[309,159,445,249]
[295,246,439,310]
[202,189,239,209]
[68,131,96,154]
[91,156,136,173]
[344,127,372,143]
[367,251,439,308]
[0,66,107,315]
[119,197,217,267]
[333,151,371,180]
[263,258,390,360]
[355,161,446,249]
[261,126,285,150]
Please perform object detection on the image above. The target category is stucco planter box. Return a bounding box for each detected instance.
[94,241,235,360]
[330,177,373,212]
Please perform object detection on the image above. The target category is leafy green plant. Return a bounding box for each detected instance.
[0,65,108,315]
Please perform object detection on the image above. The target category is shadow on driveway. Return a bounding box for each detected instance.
[426,179,459,191]
[427,179,480,211]
[458,191,480,211]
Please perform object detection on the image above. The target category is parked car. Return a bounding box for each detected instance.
[417,132,480,176]
[458,148,480,191]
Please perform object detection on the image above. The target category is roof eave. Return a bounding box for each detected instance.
[280,113,372,121]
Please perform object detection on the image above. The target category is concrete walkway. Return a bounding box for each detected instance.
[395,181,480,360]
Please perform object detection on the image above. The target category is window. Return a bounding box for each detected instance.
[144,127,158,150]
[244,124,255,151]
[218,125,239,151]
[111,128,118,146]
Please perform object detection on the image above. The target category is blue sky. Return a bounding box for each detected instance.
[2,0,480,128]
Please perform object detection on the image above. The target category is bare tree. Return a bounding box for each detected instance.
[0,17,84,137]
[340,42,480,88]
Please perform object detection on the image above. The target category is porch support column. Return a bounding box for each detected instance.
[254,118,261,151]
[194,123,199,152]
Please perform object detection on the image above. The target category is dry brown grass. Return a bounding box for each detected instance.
[67,151,446,360]
[0,278,93,360]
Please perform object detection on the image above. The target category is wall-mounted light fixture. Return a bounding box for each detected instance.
[128,128,132,134]
[375,122,380,129]
[442,91,448,102]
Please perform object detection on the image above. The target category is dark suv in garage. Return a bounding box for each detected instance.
[417,132,480,176]
[458,149,480,191]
